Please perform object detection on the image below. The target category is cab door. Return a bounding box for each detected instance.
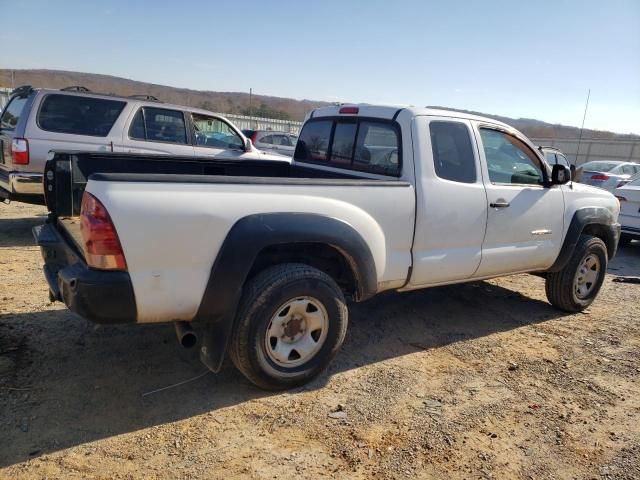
[406,117,488,287]
[473,125,564,277]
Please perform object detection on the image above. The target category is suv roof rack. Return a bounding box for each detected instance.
[10,85,34,97]
[128,94,161,102]
[60,86,91,92]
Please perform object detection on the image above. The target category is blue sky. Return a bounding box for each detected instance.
[1,0,639,134]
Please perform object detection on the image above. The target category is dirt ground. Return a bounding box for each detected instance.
[1,201,639,480]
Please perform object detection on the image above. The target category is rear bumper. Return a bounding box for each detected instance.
[0,170,43,194]
[33,222,137,324]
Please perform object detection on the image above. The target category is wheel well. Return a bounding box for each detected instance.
[247,243,359,298]
[582,224,612,256]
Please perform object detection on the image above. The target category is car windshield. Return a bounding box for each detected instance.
[580,161,620,172]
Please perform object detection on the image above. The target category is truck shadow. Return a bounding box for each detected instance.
[0,280,568,467]
[0,216,45,248]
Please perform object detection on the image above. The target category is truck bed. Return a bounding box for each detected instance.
[44,152,358,218]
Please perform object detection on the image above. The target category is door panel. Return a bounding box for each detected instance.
[474,125,564,276]
[407,117,488,287]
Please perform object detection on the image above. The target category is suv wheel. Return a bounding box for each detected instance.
[545,235,607,312]
[229,263,348,390]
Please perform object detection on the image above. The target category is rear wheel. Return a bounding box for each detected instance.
[545,235,607,312]
[229,263,348,390]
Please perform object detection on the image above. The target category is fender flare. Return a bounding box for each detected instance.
[547,207,620,272]
[196,212,377,372]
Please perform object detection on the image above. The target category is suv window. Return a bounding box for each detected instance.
[192,113,243,149]
[0,96,28,130]
[556,153,569,168]
[429,121,476,183]
[259,134,274,144]
[544,151,557,164]
[129,107,187,144]
[480,128,544,185]
[38,94,126,137]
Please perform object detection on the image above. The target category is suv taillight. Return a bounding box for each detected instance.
[80,192,127,271]
[11,138,29,165]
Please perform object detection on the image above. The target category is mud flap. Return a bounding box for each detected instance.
[199,315,235,373]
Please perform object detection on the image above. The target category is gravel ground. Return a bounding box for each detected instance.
[1,201,639,479]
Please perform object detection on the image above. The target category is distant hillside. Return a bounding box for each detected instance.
[0,69,329,121]
[1,69,637,140]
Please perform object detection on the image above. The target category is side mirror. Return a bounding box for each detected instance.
[551,164,571,185]
[244,137,253,152]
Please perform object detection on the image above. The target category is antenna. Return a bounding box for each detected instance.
[576,89,590,168]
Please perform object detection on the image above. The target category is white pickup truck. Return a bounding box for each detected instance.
[35,104,621,390]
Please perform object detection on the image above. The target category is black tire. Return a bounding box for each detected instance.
[229,263,348,390]
[618,234,632,248]
[545,235,608,312]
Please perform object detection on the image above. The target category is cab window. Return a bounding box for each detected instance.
[430,121,476,183]
[480,128,544,185]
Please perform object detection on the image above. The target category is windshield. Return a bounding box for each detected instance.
[580,161,619,172]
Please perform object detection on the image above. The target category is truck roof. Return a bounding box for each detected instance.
[309,104,515,131]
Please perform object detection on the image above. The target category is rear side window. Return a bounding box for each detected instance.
[429,121,476,183]
[129,107,187,144]
[0,96,28,130]
[37,94,126,137]
[259,134,274,144]
[295,119,401,176]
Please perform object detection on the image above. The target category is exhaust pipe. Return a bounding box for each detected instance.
[174,321,198,349]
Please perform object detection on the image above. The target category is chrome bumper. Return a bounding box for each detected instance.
[0,171,43,195]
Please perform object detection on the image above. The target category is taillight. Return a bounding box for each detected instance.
[11,138,29,165]
[80,192,127,271]
[591,174,609,181]
[339,106,359,114]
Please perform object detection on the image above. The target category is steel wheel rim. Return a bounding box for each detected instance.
[574,253,601,299]
[264,296,329,368]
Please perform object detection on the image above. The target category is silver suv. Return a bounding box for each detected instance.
[0,86,288,204]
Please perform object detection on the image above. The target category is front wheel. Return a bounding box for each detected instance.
[229,263,348,390]
[545,235,608,312]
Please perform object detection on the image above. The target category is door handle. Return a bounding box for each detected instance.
[490,200,510,208]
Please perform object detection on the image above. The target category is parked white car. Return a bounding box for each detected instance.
[574,160,640,192]
[35,104,621,390]
[243,129,298,157]
[615,173,640,246]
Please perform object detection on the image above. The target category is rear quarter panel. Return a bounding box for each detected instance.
[87,179,415,323]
